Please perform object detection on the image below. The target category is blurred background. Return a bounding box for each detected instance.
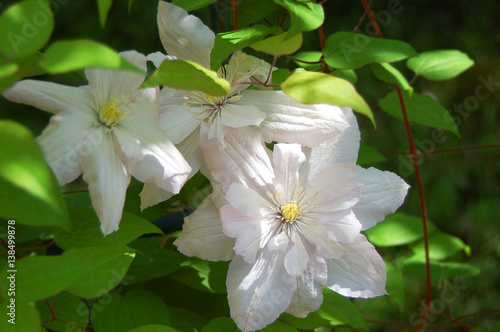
[1,0,499,330]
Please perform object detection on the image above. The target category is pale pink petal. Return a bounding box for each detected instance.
[299,222,345,259]
[85,50,147,103]
[3,80,93,115]
[354,167,410,230]
[284,232,309,277]
[237,90,349,147]
[201,125,274,193]
[139,182,174,210]
[225,183,272,218]
[286,246,327,317]
[326,235,387,298]
[174,195,235,261]
[157,1,214,69]
[80,132,130,235]
[307,210,361,244]
[36,110,97,185]
[220,103,265,128]
[272,144,305,198]
[227,252,295,332]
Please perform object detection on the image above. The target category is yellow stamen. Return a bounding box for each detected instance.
[99,103,121,127]
[281,202,300,223]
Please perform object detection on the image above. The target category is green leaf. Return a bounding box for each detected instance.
[261,320,298,332]
[0,53,45,93]
[0,120,70,229]
[364,212,436,247]
[251,31,302,56]
[63,246,136,298]
[201,317,238,332]
[0,0,54,57]
[0,301,41,332]
[292,51,322,71]
[273,0,324,38]
[96,0,113,27]
[0,255,94,302]
[126,238,185,284]
[378,90,460,137]
[331,69,358,85]
[55,208,162,249]
[211,25,281,70]
[169,257,229,294]
[407,50,474,81]
[323,32,417,70]
[37,292,89,332]
[403,255,480,282]
[386,264,405,312]
[412,231,467,260]
[370,62,412,91]
[40,39,144,74]
[143,59,231,96]
[281,287,368,330]
[91,290,170,332]
[232,0,280,28]
[167,306,209,332]
[172,0,217,12]
[357,145,388,165]
[129,325,178,332]
[281,71,374,124]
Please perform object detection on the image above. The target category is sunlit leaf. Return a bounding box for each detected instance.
[323,32,417,70]
[412,231,467,260]
[365,212,436,247]
[0,120,70,229]
[211,25,281,70]
[0,53,45,93]
[251,31,302,56]
[0,0,54,57]
[407,49,474,81]
[143,59,231,96]
[273,0,324,38]
[281,71,374,124]
[40,39,143,74]
[378,90,460,137]
[292,51,322,71]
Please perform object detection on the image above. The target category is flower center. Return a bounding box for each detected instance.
[186,91,243,123]
[280,201,301,223]
[99,103,121,128]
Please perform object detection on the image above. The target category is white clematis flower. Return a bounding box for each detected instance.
[3,51,191,235]
[175,109,409,331]
[148,1,349,172]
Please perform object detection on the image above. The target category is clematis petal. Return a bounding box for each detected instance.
[299,221,346,259]
[227,251,295,332]
[3,80,94,115]
[139,182,174,210]
[286,248,327,317]
[36,110,97,185]
[284,232,310,277]
[80,132,130,235]
[201,125,274,193]
[272,144,305,199]
[326,235,387,298]
[157,1,214,69]
[237,90,349,147]
[146,51,176,68]
[220,103,265,128]
[159,102,203,145]
[301,107,360,182]
[174,195,235,261]
[309,210,362,244]
[225,183,272,218]
[85,50,147,103]
[175,126,203,177]
[220,204,274,264]
[354,167,410,230]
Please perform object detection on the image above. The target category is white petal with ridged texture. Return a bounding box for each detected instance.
[159,103,203,145]
[36,110,97,185]
[80,132,130,235]
[146,51,176,68]
[201,126,274,193]
[85,51,147,104]
[272,144,305,199]
[139,182,174,210]
[237,90,349,147]
[326,235,387,298]
[227,251,295,332]
[284,232,309,277]
[3,80,94,115]
[174,195,235,261]
[157,1,214,69]
[354,167,410,230]
[220,103,265,128]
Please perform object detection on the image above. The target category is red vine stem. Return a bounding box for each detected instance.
[360,1,432,329]
[312,0,326,49]
[230,0,238,30]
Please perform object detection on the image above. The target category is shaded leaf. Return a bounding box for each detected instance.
[129,325,178,332]
[172,0,217,12]
[386,264,405,312]
[274,0,324,38]
[370,62,412,91]
[0,120,70,229]
[169,257,229,294]
[323,32,417,69]
[167,306,209,332]
[201,317,238,332]
[0,301,41,332]
[281,71,374,124]
[357,145,387,165]
[96,0,113,27]
[404,255,480,282]
[37,292,89,332]
[378,91,460,137]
